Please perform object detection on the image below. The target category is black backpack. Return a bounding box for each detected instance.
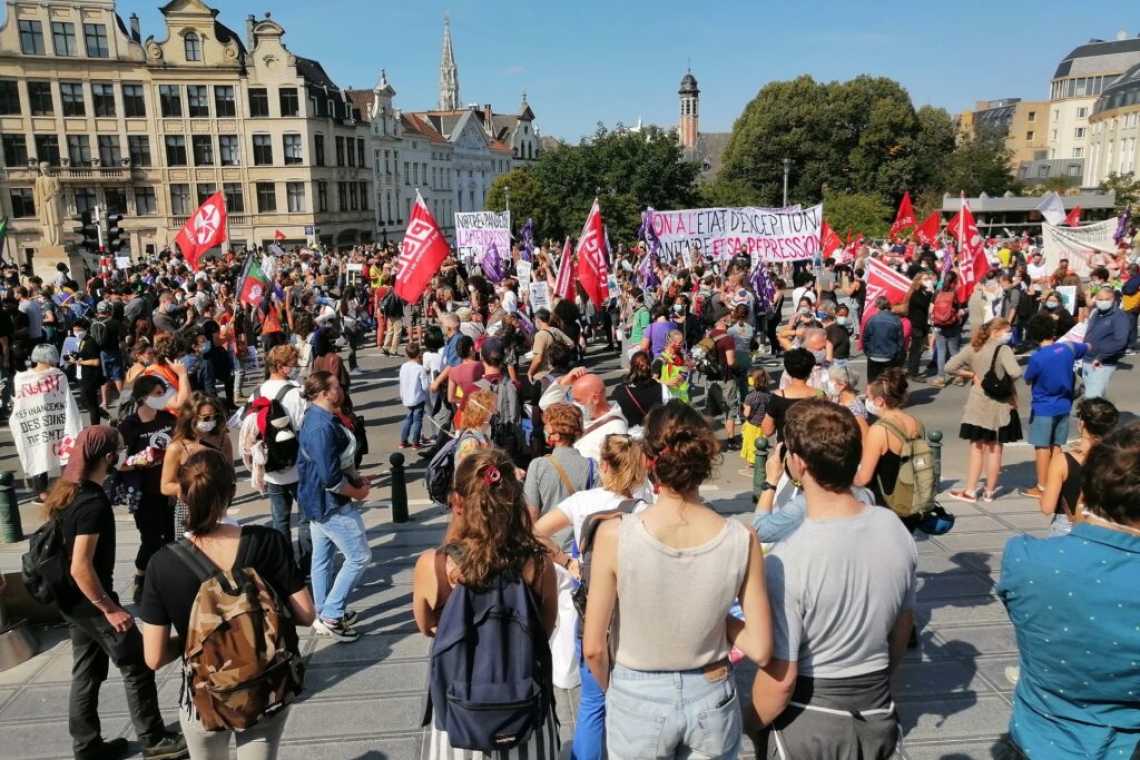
[89,318,110,348]
[249,384,301,472]
[424,431,477,508]
[21,516,70,604]
[981,345,1015,401]
[476,377,525,465]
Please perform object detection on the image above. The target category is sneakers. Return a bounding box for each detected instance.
[313,617,360,642]
[1004,665,1021,686]
[929,377,947,388]
[1020,486,1045,498]
[948,489,977,504]
[952,376,968,386]
[92,738,131,760]
[142,733,189,760]
[349,368,365,377]
[342,609,359,626]
[397,442,409,449]
[410,443,424,451]
[981,490,997,504]
[908,374,928,384]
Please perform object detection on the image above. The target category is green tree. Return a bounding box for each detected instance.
[698,176,762,208]
[1099,171,1140,207]
[821,188,892,239]
[940,124,1016,197]
[484,169,560,239]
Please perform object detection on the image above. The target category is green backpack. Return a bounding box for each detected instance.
[874,418,935,518]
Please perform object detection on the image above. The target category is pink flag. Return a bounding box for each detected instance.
[553,237,575,300]
[865,257,911,306]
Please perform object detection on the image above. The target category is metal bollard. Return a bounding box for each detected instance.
[751,438,771,504]
[927,429,943,492]
[0,471,23,544]
[389,452,409,524]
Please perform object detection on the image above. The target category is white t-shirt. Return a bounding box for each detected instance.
[256,379,307,485]
[423,350,443,407]
[791,286,816,308]
[1026,262,1048,282]
[555,487,648,546]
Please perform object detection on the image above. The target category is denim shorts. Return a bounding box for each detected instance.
[101,350,125,381]
[1027,411,1070,448]
[606,662,741,760]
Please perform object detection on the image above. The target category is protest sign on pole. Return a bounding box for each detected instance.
[454,211,511,264]
[529,281,551,311]
[1041,218,1119,277]
[652,205,822,261]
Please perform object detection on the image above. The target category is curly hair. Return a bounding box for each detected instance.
[971,318,1011,350]
[1082,420,1140,526]
[642,400,721,494]
[460,389,497,431]
[542,403,583,443]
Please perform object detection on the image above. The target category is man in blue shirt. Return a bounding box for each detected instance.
[1082,286,1130,399]
[1020,316,1087,498]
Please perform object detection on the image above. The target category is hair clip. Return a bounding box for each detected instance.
[483,465,501,485]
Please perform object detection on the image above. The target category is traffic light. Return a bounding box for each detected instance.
[104,214,125,254]
[71,211,99,254]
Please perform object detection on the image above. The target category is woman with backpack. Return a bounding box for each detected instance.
[929,272,969,388]
[582,400,772,760]
[411,447,560,759]
[140,448,315,760]
[945,318,1023,503]
[854,368,926,529]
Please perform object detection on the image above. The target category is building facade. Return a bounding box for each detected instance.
[0,0,373,277]
[1085,63,1140,186]
[958,98,1051,170]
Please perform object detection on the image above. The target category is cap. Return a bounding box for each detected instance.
[480,336,504,357]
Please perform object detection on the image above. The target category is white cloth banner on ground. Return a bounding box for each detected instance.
[454,211,511,263]
[9,367,82,477]
[652,205,822,261]
[1042,218,1119,277]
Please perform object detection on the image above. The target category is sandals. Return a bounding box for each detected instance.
[948,489,977,504]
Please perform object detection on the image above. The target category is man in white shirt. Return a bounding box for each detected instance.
[539,368,628,461]
[1026,251,1049,286]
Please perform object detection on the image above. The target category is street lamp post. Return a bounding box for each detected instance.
[782,158,792,208]
[505,185,511,214]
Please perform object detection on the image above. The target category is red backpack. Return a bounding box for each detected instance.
[931,292,957,327]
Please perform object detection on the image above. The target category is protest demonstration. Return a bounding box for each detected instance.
[1,3,1140,760]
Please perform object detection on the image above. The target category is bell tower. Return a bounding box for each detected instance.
[439,14,460,111]
[679,70,700,150]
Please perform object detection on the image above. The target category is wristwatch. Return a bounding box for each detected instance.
[760,482,778,492]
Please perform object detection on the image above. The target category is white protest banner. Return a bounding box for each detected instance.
[652,205,822,261]
[10,367,82,477]
[1059,321,1086,344]
[516,260,532,290]
[115,256,132,270]
[1042,218,1119,277]
[529,281,551,311]
[454,211,511,263]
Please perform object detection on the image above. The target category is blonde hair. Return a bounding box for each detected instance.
[461,389,497,430]
[600,434,647,497]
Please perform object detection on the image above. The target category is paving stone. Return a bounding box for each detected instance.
[303,661,428,699]
[917,573,994,601]
[942,514,1017,534]
[901,739,1008,760]
[891,658,995,698]
[287,696,424,739]
[935,625,1020,658]
[1,683,131,720]
[278,735,421,760]
[920,597,1013,629]
[0,718,77,759]
[932,532,1020,553]
[306,633,430,665]
[898,694,1011,742]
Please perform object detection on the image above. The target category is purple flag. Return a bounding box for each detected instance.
[482,242,504,283]
[637,252,659,291]
[639,207,664,260]
[520,218,534,262]
[1115,205,1131,243]
[750,263,776,310]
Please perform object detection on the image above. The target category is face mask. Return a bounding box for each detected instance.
[112,450,127,472]
[811,349,828,364]
[824,380,840,397]
[200,342,211,354]
[1044,301,1059,310]
[1095,300,1113,312]
[195,419,218,434]
[144,389,174,410]
[673,304,685,314]
[74,330,86,340]
[799,307,811,315]
[997,332,1013,344]
[287,366,300,381]
[574,401,593,424]
[836,316,848,326]
[864,398,882,417]
[815,311,828,320]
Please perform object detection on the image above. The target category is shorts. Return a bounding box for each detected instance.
[705,379,740,421]
[1027,411,1070,448]
[100,350,125,381]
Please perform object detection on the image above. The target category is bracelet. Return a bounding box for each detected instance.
[89,593,108,606]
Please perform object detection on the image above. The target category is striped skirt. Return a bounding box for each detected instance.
[426,706,559,760]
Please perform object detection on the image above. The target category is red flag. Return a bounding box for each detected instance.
[946,196,988,302]
[274,229,286,241]
[890,192,917,238]
[394,193,450,304]
[174,191,227,271]
[865,257,912,306]
[1066,206,1081,227]
[576,199,608,308]
[553,238,575,300]
[914,212,940,246]
[820,221,842,257]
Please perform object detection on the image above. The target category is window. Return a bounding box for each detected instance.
[92,83,115,117]
[252,134,272,165]
[73,187,96,214]
[357,138,365,166]
[83,23,108,58]
[187,85,208,118]
[213,86,235,117]
[412,163,418,184]
[3,135,28,167]
[1038,165,1051,178]
[51,22,77,57]
[1072,147,1084,158]
[28,82,53,115]
[348,182,359,210]
[128,136,151,166]
[0,81,19,115]
[67,134,92,165]
[18,20,45,55]
[248,88,269,117]
[192,135,214,166]
[184,32,201,61]
[159,85,182,117]
[1067,164,1082,176]
[60,83,85,116]
[283,134,302,165]
[1076,107,1088,119]
[10,188,35,218]
[1051,129,1058,141]
[279,87,299,117]
[104,186,127,214]
[196,183,216,205]
[314,134,325,166]
[335,136,345,166]
[337,182,347,211]
[317,181,328,212]
[347,139,356,167]
[1075,127,1086,139]
[122,84,145,117]
[98,135,121,165]
[223,183,245,213]
[1028,111,1036,123]
[218,135,239,166]
[170,184,191,215]
[286,182,306,212]
[165,135,187,166]
[134,186,157,215]
[1026,131,1035,142]
[359,181,369,210]
[256,182,276,213]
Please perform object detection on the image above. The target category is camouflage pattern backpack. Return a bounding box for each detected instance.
[169,539,305,732]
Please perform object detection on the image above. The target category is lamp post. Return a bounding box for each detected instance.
[782,158,792,208]
[504,185,510,214]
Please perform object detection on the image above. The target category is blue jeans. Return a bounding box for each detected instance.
[400,403,424,445]
[267,481,311,578]
[310,504,371,623]
[572,637,606,760]
[934,325,963,381]
[1082,362,1117,399]
[605,663,741,760]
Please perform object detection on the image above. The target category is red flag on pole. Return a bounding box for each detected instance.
[946,194,988,302]
[914,212,941,246]
[1066,206,1081,227]
[274,229,286,241]
[864,257,912,306]
[553,238,575,300]
[890,192,917,238]
[394,192,450,304]
[576,199,608,308]
[174,191,227,271]
[820,221,842,257]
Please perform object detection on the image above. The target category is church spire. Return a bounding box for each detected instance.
[438,13,460,111]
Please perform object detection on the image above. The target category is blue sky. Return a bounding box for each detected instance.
[136,0,1138,141]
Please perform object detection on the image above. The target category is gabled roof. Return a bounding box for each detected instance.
[401,114,450,145]
[685,132,731,178]
[345,90,375,122]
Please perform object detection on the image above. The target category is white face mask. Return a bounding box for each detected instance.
[195,419,218,434]
[144,389,175,410]
[574,401,593,424]
[864,398,882,417]
[824,380,841,397]
[113,450,128,471]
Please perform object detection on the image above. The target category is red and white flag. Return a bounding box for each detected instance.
[865,257,911,306]
[914,212,941,246]
[947,195,988,302]
[274,229,286,241]
[174,191,227,271]
[553,238,575,301]
[576,199,609,308]
[820,221,842,258]
[890,192,917,238]
[1066,206,1081,227]
[394,192,450,304]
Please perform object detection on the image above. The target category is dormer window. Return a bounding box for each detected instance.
[184,32,202,62]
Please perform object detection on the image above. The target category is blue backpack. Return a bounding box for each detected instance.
[425,551,552,752]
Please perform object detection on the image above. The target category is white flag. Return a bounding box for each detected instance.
[1036,192,1068,227]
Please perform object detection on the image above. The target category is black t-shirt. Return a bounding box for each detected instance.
[58,482,117,617]
[139,527,304,641]
[611,380,663,427]
[825,323,851,361]
[118,411,177,499]
[76,335,105,385]
[908,289,933,331]
[95,317,125,349]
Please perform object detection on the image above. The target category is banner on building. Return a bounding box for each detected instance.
[454,211,511,264]
[1041,218,1120,277]
[10,367,82,478]
[651,205,821,261]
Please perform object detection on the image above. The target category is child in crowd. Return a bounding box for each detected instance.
[739,368,771,474]
[398,343,430,450]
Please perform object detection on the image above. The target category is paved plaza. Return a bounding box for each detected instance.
[1,343,1133,760]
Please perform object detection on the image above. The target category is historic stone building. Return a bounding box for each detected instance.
[677,70,729,183]
[0,0,373,277]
